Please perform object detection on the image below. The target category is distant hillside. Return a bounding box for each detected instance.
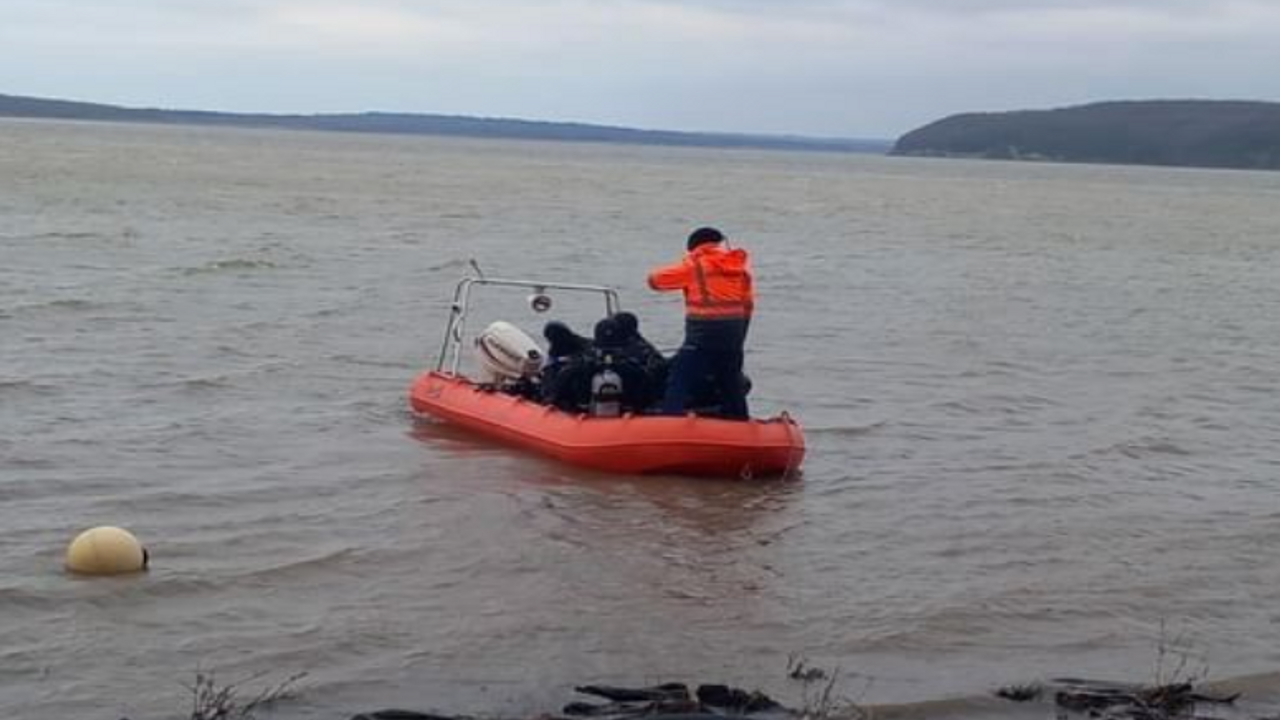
[892,100,1280,170]
[0,93,890,154]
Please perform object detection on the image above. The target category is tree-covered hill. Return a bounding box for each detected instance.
[892,100,1280,170]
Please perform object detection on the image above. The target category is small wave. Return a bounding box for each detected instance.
[132,574,227,599]
[345,398,417,424]
[179,376,234,391]
[931,399,982,415]
[213,344,254,358]
[426,258,472,272]
[1093,437,1193,459]
[28,231,102,241]
[930,393,1061,416]
[135,361,292,391]
[0,586,61,610]
[0,381,58,405]
[0,455,58,472]
[180,258,279,276]
[808,421,888,437]
[235,547,366,583]
[0,379,44,393]
[45,298,96,311]
[4,298,101,316]
[957,361,1037,379]
[327,354,417,370]
[5,573,233,609]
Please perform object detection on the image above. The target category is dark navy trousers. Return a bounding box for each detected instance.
[661,317,750,420]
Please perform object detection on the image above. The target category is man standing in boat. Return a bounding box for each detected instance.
[647,226,754,420]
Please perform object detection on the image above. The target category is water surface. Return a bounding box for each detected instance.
[4,119,1280,718]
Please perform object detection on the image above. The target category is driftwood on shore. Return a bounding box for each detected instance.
[353,676,1270,720]
[352,683,787,720]
[997,677,1245,720]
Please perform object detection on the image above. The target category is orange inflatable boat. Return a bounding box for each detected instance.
[408,275,805,478]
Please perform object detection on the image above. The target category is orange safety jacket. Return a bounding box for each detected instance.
[647,243,755,320]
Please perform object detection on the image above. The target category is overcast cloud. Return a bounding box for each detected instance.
[2,0,1278,137]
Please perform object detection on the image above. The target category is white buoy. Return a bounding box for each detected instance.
[65,526,149,576]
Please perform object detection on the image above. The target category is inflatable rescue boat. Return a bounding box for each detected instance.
[409,276,805,478]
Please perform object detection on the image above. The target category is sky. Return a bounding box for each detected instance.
[2,0,1279,138]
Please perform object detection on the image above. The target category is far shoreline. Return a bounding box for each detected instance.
[0,92,893,157]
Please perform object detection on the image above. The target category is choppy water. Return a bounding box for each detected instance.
[4,118,1280,719]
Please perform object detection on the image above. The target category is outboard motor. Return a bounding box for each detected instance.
[590,353,623,418]
[475,321,542,385]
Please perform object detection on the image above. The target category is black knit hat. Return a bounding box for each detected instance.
[687,226,725,251]
[613,311,639,339]
[593,317,623,348]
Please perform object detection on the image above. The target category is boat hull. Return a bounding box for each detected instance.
[409,371,804,477]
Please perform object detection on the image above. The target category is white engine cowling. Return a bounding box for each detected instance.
[475,321,542,383]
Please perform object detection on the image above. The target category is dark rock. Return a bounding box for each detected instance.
[563,701,618,716]
[574,684,691,703]
[994,684,1042,702]
[695,685,782,713]
[640,715,735,720]
[350,707,465,712]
